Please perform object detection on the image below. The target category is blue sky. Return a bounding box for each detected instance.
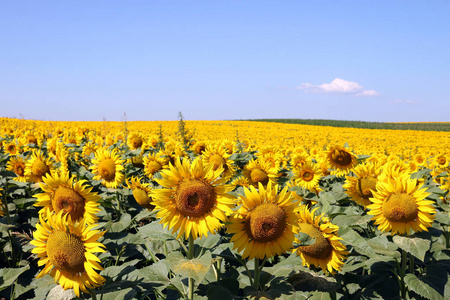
[1,1,449,122]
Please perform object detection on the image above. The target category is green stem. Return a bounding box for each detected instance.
[176,238,189,254]
[188,234,195,300]
[258,258,269,291]
[253,258,260,290]
[144,244,159,263]
[240,258,254,286]
[400,249,407,299]
[116,191,122,216]
[2,182,12,224]
[89,288,97,300]
[409,253,415,274]
[445,226,450,249]
[216,258,222,281]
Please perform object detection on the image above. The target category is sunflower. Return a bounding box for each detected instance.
[34,172,101,224]
[143,153,169,179]
[293,206,349,275]
[90,148,125,188]
[221,139,236,155]
[231,176,250,188]
[6,156,27,182]
[309,147,320,158]
[55,141,70,175]
[24,150,55,183]
[30,211,106,297]
[150,157,235,239]
[316,156,331,177]
[367,174,436,235]
[243,159,280,187]
[202,143,236,179]
[126,176,155,210]
[343,162,381,208]
[326,145,358,177]
[3,140,19,156]
[127,132,145,150]
[82,142,98,159]
[414,153,427,167]
[289,152,312,169]
[434,154,448,169]
[227,182,298,260]
[21,130,41,148]
[377,159,411,183]
[192,140,207,155]
[63,133,82,146]
[292,162,322,190]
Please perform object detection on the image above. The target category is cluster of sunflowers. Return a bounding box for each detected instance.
[1,117,450,299]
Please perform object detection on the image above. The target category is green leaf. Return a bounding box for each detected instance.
[293,232,316,247]
[207,285,234,300]
[195,234,222,256]
[0,223,15,238]
[309,291,333,300]
[168,252,212,283]
[332,214,372,228]
[97,287,138,300]
[435,211,450,225]
[366,236,400,259]
[30,276,57,300]
[338,227,376,257]
[101,264,136,279]
[0,265,29,290]
[392,235,431,261]
[138,222,177,241]
[109,213,132,232]
[13,198,36,209]
[133,208,154,222]
[287,271,338,293]
[405,274,443,300]
[139,260,171,282]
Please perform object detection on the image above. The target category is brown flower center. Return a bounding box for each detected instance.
[297,223,333,259]
[209,154,226,171]
[131,156,144,168]
[331,149,353,167]
[131,137,143,149]
[47,231,86,274]
[225,144,233,154]
[438,157,446,166]
[301,170,314,182]
[250,169,269,185]
[27,136,38,144]
[15,163,25,176]
[175,179,216,217]
[32,160,49,177]
[194,144,206,155]
[355,177,377,199]
[146,161,162,174]
[52,186,86,221]
[383,193,418,223]
[244,203,286,243]
[98,158,116,181]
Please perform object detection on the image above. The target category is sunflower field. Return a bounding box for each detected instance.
[1,117,450,300]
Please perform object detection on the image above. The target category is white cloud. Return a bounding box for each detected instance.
[355,90,379,96]
[297,78,379,96]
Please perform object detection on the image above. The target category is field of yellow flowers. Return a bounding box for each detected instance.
[1,117,450,300]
